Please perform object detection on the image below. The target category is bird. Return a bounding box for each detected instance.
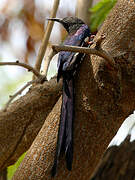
[47,16,91,176]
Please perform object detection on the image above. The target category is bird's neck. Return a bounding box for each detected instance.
[67,24,84,34]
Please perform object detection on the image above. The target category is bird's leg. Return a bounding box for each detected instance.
[84,34,96,46]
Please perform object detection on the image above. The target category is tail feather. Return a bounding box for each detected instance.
[51,78,74,176]
[65,142,73,171]
[65,79,74,170]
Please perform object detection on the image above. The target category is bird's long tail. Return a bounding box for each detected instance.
[51,78,74,177]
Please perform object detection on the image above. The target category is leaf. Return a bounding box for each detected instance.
[90,0,117,31]
[7,152,26,180]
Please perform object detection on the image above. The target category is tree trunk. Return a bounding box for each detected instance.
[0,169,7,180]
[12,0,135,179]
[0,77,62,169]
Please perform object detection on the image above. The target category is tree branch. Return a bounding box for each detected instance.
[3,80,34,112]
[43,48,57,77]
[0,64,47,111]
[52,44,116,68]
[34,0,60,75]
[0,77,62,170]
[0,168,7,180]
[0,61,41,78]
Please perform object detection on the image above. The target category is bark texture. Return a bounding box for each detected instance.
[90,136,135,180]
[12,0,135,179]
[0,77,62,169]
[0,168,7,180]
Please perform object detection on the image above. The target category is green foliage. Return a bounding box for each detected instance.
[7,152,26,180]
[90,0,117,31]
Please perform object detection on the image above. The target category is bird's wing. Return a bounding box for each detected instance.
[57,24,90,82]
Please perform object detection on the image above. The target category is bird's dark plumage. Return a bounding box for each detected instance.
[48,16,91,176]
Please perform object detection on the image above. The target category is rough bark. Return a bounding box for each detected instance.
[0,77,62,169]
[90,135,135,180]
[12,0,135,179]
[0,168,7,180]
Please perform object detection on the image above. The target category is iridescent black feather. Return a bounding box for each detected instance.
[48,17,91,176]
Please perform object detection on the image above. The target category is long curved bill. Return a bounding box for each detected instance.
[47,18,62,23]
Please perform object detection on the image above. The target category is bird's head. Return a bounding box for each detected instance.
[47,16,85,33]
